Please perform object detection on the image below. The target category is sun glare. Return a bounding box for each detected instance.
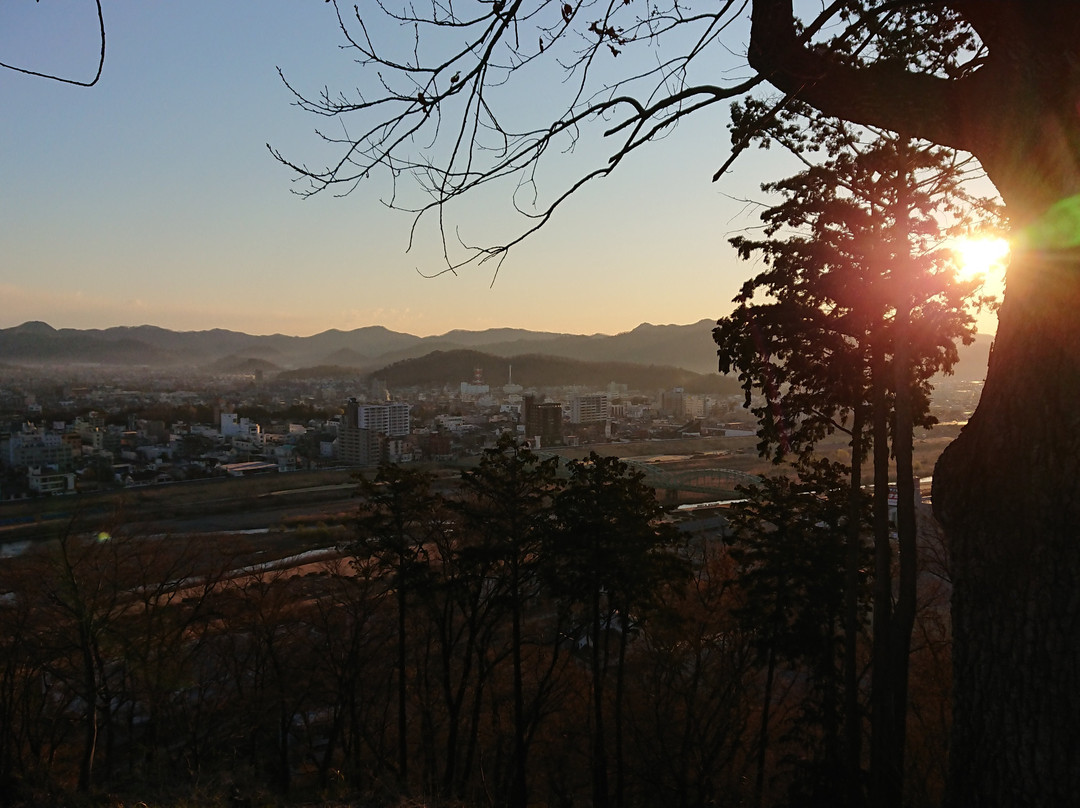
[949,237,1010,282]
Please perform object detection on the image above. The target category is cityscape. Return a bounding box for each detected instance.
[0,317,980,808]
[3,2,1072,807]
[0,320,986,503]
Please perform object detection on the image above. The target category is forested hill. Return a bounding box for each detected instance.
[372,349,743,394]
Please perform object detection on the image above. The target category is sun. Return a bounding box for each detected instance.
[948,236,1010,282]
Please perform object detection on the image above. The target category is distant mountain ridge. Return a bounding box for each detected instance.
[0,320,993,381]
[0,319,723,375]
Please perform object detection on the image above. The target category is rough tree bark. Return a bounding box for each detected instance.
[933,241,1080,806]
[750,2,1080,804]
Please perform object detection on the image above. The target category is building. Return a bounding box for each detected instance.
[435,414,467,432]
[460,367,491,400]
[423,430,453,460]
[659,388,686,419]
[339,399,411,465]
[571,393,609,424]
[368,378,389,402]
[28,466,76,495]
[72,415,106,451]
[345,400,410,437]
[221,413,262,443]
[684,394,711,419]
[3,426,75,471]
[523,395,563,448]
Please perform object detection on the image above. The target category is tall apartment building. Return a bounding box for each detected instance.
[523,395,563,448]
[339,399,411,465]
[659,388,686,419]
[347,400,410,436]
[571,393,609,424]
[683,394,710,419]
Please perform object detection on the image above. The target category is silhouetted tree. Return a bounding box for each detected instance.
[0,1,104,86]
[624,539,756,808]
[0,553,63,801]
[306,556,394,789]
[716,125,989,807]
[547,452,688,808]
[415,505,509,800]
[453,434,562,808]
[44,528,130,792]
[350,462,439,790]
[278,7,1080,798]
[726,464,856,808]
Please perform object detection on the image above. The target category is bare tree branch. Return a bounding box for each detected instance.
[273,1,995,273]
[0,0,105,87]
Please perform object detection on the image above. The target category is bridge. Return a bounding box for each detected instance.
[524,450,762,502]
[623,459,761,500]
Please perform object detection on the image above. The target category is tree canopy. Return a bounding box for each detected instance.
[280,3,1080,805]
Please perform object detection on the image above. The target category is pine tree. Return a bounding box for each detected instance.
[716,126,990,806]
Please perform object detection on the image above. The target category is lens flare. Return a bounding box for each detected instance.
[949,237,1010,281]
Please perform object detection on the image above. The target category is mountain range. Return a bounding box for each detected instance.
[0,320,993,382]
[0,320,726,374]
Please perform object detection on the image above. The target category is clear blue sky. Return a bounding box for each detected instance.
[0,2,998,337]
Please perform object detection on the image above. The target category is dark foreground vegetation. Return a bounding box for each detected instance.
[0,436,952,808]
[274,2,1080,801]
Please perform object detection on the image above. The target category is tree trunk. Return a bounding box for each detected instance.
[590,592,609,808]
[820,616,842,797]
[844,405,866,807]
[890,295,917,807]
[747,4,1080,800]
[869,341,896,808]
[614,613,629,808]
[753,644,778,808]
[396,576,409,788]
[278,699,292,794]
[932,70,1080,803]
[509,556,528,808]
[934,245,1080,806]
[77,643,98,794]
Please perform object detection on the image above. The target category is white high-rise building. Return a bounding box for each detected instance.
[571,393,609,424]
[339,399,412,465]
[348,401,410,436]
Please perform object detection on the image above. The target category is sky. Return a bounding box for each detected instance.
[0,1,1001,338]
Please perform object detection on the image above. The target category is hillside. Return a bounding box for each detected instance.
[374,349,742,394]
[0,320,994,383]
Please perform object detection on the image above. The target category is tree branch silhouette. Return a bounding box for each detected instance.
[0,0,105,87]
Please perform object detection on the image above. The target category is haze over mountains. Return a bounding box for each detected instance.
[0,320,724,373]
[0,320,993,382]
